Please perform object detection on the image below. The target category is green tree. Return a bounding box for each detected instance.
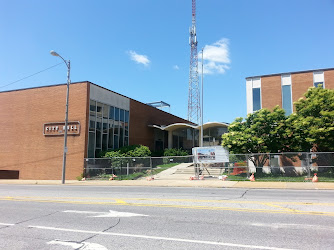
[222,107,289,168]
[288,86,334,152]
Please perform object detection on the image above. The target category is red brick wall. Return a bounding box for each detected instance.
[261,75,282,110]
[129,100,191,149]
[259,69,334,112]
[0,82,89,180]
[325,70,334,89]
[291,72,313,110]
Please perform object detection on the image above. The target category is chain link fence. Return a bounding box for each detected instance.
[84,156,193,180]
[194,152,334,182]
[83,152,334,182]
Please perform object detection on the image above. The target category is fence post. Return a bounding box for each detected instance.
[306,153,311,178]
[150,157,152,173]
[246,154,250,178]
[127,163,129,176]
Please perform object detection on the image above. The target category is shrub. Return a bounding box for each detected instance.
[163,148,189,156]
[104,145,151,158]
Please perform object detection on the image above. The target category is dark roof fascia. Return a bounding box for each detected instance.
[246,67,334,80]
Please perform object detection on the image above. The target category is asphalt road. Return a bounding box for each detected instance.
[0,185,334,249]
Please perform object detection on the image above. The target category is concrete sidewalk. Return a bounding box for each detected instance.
[1,163,334,190]
[0,179,334,190]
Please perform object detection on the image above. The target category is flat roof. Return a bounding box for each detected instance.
[0,81,90,94]
[246,67,334,79]
[0,81,194,124]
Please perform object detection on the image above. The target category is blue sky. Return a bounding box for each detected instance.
[1,0,334,123]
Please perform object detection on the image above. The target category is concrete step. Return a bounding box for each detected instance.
[174,167,223,176]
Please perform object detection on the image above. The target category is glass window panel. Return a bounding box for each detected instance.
[96,130,102,149]
[203,128,211,146]
[314,82,323,88]
[114,121,119,135]
[89,100,96,112]
[252,88,261,112]
[88,132,95,158]
[282,85,292,115]
[194,130,199,147]
[108,129,114,150]
[119,125,124,148]
[103,121,108,132]
[95,149,101,158]
[115,108,120,121]
[89,114,95,132]
[124,137,129,146]
[125,111,129,123]
[96,117,102,131]
[114,135,119,149]
[120,109,125,122]
[109,106,115,120]
[172,135,178,149]
[125,127,129,136]
[96,102,103,117]
[102,134,108,151]
[103,104,109,119]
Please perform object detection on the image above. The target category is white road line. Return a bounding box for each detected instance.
[0,222,15,226]
[47,240,107,250]
[252,223,334,231]
[63,210,149,218]
[29,225,295,250]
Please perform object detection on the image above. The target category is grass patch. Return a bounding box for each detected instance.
[223,173,334,182]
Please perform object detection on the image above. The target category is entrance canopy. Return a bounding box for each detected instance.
[150,122,229,132]
[149,122,229,151]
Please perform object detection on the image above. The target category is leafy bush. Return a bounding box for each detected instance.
[163,148,189,156]
[104,145,151,158]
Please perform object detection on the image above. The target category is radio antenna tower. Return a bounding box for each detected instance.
[187,0,200,124]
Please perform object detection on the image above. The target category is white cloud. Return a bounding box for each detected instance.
[127,50,150,66]
[173,65,180,70]
[199,38,231,75]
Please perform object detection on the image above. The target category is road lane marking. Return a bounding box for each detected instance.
[2,196,334,216]
[63,210,149,217]
[114,199,127,204]
[30,225,294,250]
[47,240,108,250]
[251,223,334,231]
[262,203,301,213]
[2,196,334,206]
[0,222,15,226]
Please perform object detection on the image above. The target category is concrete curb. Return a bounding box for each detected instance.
[1,179,334,190]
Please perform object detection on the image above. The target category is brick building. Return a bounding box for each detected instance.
[246,68,334,114]
[0,81,228,180]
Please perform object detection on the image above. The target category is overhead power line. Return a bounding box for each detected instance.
[0,62,63,89]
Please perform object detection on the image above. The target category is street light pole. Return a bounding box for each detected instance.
[50,50,70,184]
[200,48,204,147]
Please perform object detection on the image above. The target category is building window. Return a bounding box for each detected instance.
[314,82,324,88]
[252,88,261,112]
[282,85,292,115]
[313,71,324,88]
[87,100,129,158]
[281,74,292,115]
[247,77,261,113]
[203,127,228,146]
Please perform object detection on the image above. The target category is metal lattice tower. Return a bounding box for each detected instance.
[187,0,200,124]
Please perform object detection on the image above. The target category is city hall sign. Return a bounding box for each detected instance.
[43,121,80,136]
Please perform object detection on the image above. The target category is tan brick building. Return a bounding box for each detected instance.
[246,68,334,114]
[0,81,194,180]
